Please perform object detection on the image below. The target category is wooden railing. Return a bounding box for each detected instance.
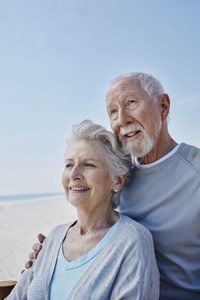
[0,281,17,300]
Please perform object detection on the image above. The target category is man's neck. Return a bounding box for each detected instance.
[137,136,177,165]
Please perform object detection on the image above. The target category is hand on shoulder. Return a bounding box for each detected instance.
[21,233,46,273]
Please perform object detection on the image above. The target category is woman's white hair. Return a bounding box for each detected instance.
[107,72,165,101]
[65,120,132,208]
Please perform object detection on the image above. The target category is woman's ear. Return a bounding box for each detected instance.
[113,174,126,193]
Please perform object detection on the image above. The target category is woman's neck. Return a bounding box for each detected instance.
[74,206,119,235]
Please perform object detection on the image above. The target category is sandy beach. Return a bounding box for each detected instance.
[0,196,76,281]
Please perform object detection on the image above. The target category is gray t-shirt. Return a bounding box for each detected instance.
[119,143,200,299]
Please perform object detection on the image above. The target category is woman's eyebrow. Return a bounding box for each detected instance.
[65,157,100,162]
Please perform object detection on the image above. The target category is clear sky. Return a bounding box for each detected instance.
[0,0,200,195]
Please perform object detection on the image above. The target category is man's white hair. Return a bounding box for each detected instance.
[107,72,165,101]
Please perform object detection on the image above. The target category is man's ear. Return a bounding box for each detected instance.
[159,93,170,121]
[113,174,126,192]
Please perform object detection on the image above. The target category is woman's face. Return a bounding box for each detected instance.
[62,140,117,210]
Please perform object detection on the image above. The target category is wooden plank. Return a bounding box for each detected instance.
[0,281,17,300]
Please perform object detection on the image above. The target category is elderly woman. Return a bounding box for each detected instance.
[6,120,159,300]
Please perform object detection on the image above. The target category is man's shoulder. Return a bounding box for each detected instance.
[178,143,200,171]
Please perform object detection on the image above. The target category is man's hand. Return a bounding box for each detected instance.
[21,233,46,273]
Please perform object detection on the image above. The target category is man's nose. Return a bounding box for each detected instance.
[118,108,132,126]
[70,165,83,180]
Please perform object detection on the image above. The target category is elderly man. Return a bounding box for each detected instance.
[106,73,200,299]
[27,73,200,299]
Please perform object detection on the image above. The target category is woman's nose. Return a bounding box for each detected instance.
[70,166,83,180]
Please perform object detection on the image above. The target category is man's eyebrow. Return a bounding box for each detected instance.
[82,158,98,161]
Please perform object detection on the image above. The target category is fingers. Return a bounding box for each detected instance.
[25,260,33,269]
[30,242,42,261]
[22,233,46,273]
[29,251,38,260]
[21,259,33,273]
[32,243,42,252]
[24,251,38,271]
[38,233,46,244]
[31,233,45,251]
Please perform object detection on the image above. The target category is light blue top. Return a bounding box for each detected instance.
[50,220,120,300]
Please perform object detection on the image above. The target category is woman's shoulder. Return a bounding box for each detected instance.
[108,214,158,275]
[44,220,76,246]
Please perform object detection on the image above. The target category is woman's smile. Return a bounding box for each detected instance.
[69,185,90,192]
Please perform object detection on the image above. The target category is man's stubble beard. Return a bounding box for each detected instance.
[119,123,155,158]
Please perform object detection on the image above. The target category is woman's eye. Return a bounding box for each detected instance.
[65,163,72,168]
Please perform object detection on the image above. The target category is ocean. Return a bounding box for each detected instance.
[0,192,64,206]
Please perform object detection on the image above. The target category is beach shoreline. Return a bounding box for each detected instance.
[0,196,76,281]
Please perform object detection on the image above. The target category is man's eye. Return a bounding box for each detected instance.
[85,163,95,167]
[111,108,117,115]
[127,99,136,105]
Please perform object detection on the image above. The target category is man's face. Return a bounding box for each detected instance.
[106,80,163,157]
